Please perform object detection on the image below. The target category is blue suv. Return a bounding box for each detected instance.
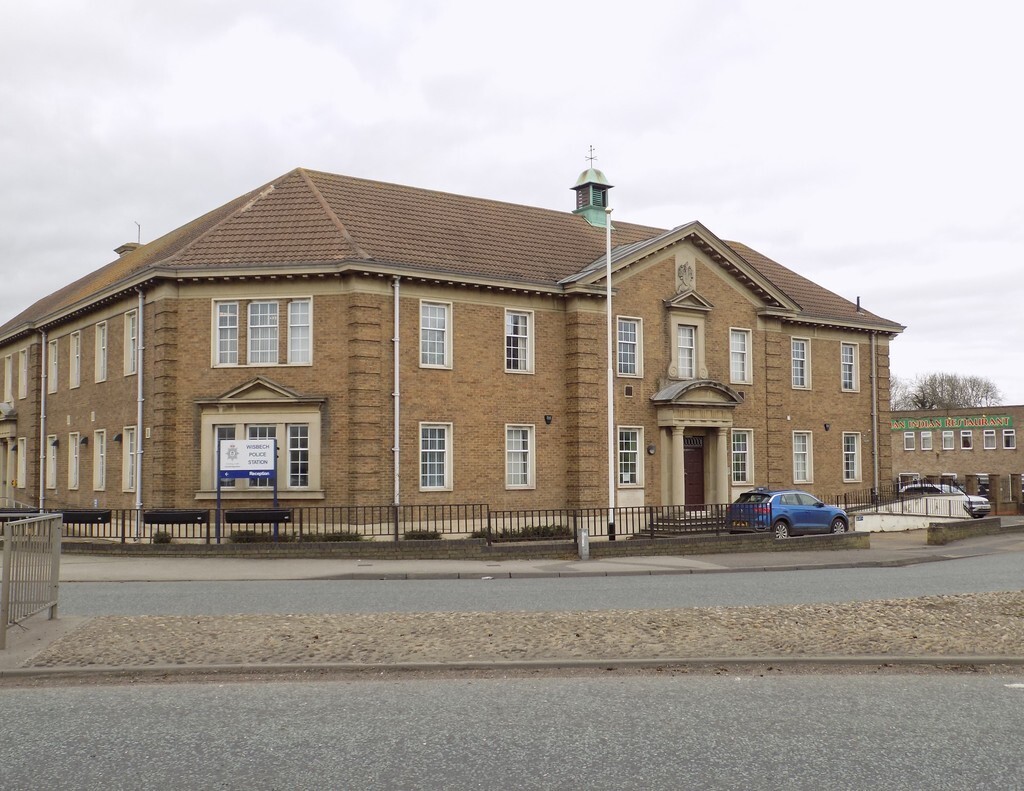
[727,488,849,538]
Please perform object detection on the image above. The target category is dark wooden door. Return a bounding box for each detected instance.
[684,442,705,506]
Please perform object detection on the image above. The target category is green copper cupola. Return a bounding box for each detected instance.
[571,167,613,227]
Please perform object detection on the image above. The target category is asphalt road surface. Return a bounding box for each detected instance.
[59,552,1024,616]
[3,671,1023,790]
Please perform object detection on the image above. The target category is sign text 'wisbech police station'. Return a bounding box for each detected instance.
[219,439,277,480]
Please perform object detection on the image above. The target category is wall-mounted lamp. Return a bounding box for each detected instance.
[823,423,831,432]
[79,435,88,446]
[113,433,123,443]
[544,415,553,425]
[646,443,657,455]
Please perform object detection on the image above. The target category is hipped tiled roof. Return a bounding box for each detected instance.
[0,167,903,337]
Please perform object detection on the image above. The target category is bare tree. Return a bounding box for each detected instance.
[891,372,1003,410]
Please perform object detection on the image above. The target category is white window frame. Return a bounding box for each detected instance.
[215,425,237,489]
[791,337,810,389]
[123,426,137,492]
[842,432,861,482]
[247,301,279,365]
[16,437,27,488]
[903,432,915,451]
[288,299,312,365]
[46,435,57,489]
[69,331,81,389]
[504,309,533,374]
[3,354,11,402]
[840,343,859,391]
[420,301,452,369]
[677,324,696,379]
[1003,429,1016,450]
[124,310,138,376]
[617,426,643,487]
[213,298,312,367]
[505,424,535,489]
[215,301,239,366]
[729,328,752,384]
[731,429,753,485]
[93,430,106,491]
[287,424,310,487]
[983,430,996,450]
[792,431,813,484]
[419,422,452,491]
[95,321,108,382]
[47,339,58,393]
[617,317,643,378]
[247,424,277,488]
[920,431,933,451]
[68,432,80,490]
[941,430,954,450]
[18,349,28,399]
[960,430,973,450]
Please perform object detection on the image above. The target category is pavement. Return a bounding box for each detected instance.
[2,528,1023,680]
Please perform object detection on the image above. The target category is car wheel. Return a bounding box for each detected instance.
[830,517,847,533]
[773,520,790,539]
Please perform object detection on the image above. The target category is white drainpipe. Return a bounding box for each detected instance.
[392,276,401,506]
[871,331,879,495]
[38,330,47,513]
[135,288,144,515]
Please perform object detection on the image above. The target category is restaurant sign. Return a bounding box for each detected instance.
[890,414,1013,431]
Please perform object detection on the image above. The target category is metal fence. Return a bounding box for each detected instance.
[830,484,987,520]
[46,487,988,546]
[53,503,739,544]
[1,513,62,650]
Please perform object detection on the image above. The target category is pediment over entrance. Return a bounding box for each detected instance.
[650,379,743,407]
[198,376,321,406]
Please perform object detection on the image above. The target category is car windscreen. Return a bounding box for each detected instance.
[735,492,771,504]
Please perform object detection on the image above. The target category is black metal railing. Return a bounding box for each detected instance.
[51,502,741,544]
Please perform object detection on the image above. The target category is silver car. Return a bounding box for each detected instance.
[899,482,990,518]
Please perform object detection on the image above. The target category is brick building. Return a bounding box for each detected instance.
[0,167,903,512]
[890,406,1024,505]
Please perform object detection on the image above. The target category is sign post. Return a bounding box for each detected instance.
[216,439,278,542]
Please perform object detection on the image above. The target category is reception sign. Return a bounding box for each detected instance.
[218,439,277,480]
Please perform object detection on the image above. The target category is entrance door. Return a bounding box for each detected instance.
[683,437,705,506]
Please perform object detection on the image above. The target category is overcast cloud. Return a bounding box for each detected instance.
[2,1,1022,401]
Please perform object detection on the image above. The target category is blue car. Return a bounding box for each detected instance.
[727,488,849,538]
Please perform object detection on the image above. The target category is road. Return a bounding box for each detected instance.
[2,672,1023,790]
[58,552,1024,615]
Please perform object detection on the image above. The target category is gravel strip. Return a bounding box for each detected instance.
[24,591,1024,668]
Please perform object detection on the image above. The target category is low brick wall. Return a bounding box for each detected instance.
[591,530,869,558]
[926,517,1024,546]
[60,530,869,560]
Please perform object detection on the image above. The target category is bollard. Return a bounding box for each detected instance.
[577,527,590,560]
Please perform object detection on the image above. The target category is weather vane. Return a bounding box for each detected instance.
[585,145,597,167]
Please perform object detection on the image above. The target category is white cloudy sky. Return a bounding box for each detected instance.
[2,1,1022,401]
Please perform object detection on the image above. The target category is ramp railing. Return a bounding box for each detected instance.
[1,514,62,650]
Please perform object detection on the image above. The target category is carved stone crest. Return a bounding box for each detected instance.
[676,258,695,293]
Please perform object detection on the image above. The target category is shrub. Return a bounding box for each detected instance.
[489,524,574,542]
[152,530,172,545]
[403,530,442,541]
[315,531,364,542]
